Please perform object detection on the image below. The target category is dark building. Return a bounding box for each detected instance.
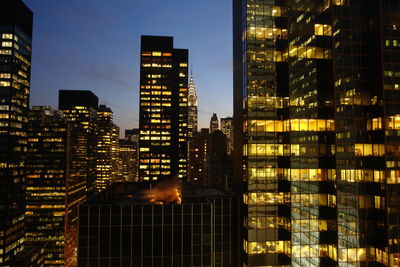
[58,90,99,265]
[125,128,140,143]
[58,90,98,195]
[25,106,69,266]
[234,0,400,266]
[0,0,33,265]
[78,182,238,267]
[210,113,219,133]
[207,130,232,189]
[188,128,209,185]
[139,36,189,182]
[10,246,45,267]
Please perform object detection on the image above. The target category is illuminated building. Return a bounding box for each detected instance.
[188,128,209,184]
[25,106,68,266]
[58,90,98,266]
[0,1,32,265]
[125,128,140,143]
[234,0,400,266]
[95,105,119,191]
[118,139,139,182]
[220,117,233,155]
[210,113,219,133]
[59,90,98,195]
[139,36,188,182]
[78,182,238,267]
[188,72,198,137]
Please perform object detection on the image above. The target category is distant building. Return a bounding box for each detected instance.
[188,72,198,137]
[59,90,99,196]
[118,138,139,182]
[210,113,219,133]
[95,105,119,191]
[188,128,209,184]
[139,36,188,182]
[125,128,140,142]
[207,130,232,189]
[78,182,239,267]
[220,117,233,155]
[0,0,33,264]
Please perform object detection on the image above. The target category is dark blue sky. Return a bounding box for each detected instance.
[25,0,233,133]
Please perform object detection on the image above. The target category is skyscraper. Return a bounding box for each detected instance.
[188,72,198,137]
[139,36,189,182]
[234,0,400,266]
[210,113,219,133]
[59,90,98,195]
[25,106,69,266]
[220,117,234,155]
[95,105,119,191]
[0,1,33,265]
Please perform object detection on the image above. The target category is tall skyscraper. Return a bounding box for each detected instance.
[188,72,198,137]
[95,104,119,191]
[139,36,189,182]
[234,0,400,266]
[188,128,209,184]
[59,90,98,195]
[0,1,33,265]
[25,106,69,266]
[210,113,219,133]
[220,117,234,155]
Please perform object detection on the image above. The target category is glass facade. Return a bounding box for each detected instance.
[233,0,400,266]
[0,1,32,265]
[139,36,189,182]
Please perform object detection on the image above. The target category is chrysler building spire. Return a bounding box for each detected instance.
[188,70,198,136]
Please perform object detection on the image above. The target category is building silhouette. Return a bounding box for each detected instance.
[188,128,209,185]
[234,0,400,266]
[139,36,189,182]
[0,1,33,265]
[210,113,219,133]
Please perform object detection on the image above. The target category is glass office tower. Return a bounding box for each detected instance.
[233,0,400,266]
[139,36,189,182]
[0,1,33,265]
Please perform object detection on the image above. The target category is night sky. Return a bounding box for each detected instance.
[24,0,233,134]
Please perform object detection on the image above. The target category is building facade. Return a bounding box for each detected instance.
[0,1,33,265]
[95,105,119,191]
[139,36,189,182]
[234,0,400,266]
[188,72,198,137]
[78,183,238,267]
[188,128,209,185]
[58,90,98,196]
[210,113,219,133]
[221,117,234,155]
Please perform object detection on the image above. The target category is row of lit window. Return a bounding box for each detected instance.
[248,119,335,132]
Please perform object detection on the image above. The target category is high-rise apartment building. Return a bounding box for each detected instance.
[95,105,119,191]
[234,0,400,266]
[0,1,33,265]
[188,72,198,137]
[210,113,219,133]
[221,117,234,155]
[139,36,189,182]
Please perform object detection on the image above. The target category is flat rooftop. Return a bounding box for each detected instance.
[84,182,234,205]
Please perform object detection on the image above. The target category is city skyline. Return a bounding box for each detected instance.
[24,0,233,133]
